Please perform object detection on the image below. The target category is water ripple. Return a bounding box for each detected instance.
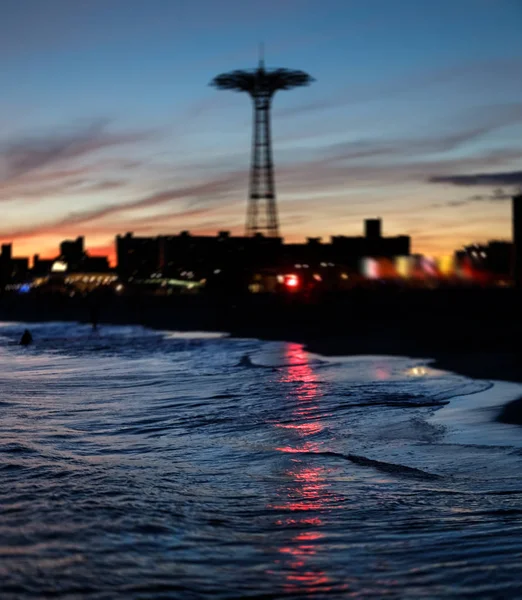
[0,322,521,599]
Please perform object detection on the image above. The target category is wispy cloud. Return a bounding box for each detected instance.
[62,174,244,224]
[0,173,245,240]
[434,188,515,208]
[0,121,158,204]
[0,120,156,182]
[317,124,521,165]
[3,142,518,243]
[0,121,157,180]
[277,58,522,118]
[429,170,522,187]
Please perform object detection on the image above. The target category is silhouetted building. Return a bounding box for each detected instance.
[116,220,409,283]
[2,244,12,262]
[59,237,110,273]
[82,256,110,272]
[456,241,512,280]
[161,231,282,276]
[0,244,30,284]
[513,194,522,287]
[116,233,162,279]
[280,238,328,269]
[60,236,85,270]
[117,230,283,281]
[331,219,410,268]
[270,221,409,273]
[365,218,382,240]
[1,243,13,284]
[11,258,29,280]
[33,255,55,276]
[30,239,110,276]
[488,241,512,276]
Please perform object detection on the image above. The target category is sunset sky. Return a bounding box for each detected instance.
[1,0,521,264]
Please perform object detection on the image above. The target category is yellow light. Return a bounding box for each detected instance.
[437,255,454,276]
[409,366,427,376]
[51,261,67,272]
[340,273,349,280]
[395,256,410,278]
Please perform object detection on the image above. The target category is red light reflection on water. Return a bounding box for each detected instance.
[278,343,324,428]
[295,531,324,542]
[268,343,336,594]
[275,517,322,527]
[275,440,321,454]
[285,573,331,589]
[275,422,323,435]
[268,351,396,595]
[375,366,390,380]
[274,464,329,513]
[279,344,318,383]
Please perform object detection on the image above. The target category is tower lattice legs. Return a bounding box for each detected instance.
[247,96,279,237]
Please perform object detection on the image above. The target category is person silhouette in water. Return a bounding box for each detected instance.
[239,353,253,367]
[20,329,32,346]
[90,306,99,332]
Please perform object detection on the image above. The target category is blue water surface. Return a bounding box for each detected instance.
[0,321,521,599]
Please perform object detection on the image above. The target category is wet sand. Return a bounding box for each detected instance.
[303,338,522,425]
[305,339,522,383]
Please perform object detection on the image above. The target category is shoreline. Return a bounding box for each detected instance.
[2,310,522,386]
[2,309,522,426]
[1,289,522,388]
[303,338,522,384]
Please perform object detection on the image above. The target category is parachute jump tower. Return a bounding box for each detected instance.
[210,53,314,237]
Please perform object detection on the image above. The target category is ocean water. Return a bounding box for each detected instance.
[1,321,522,599]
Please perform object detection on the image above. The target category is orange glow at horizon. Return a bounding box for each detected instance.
[0,221,505,273]
[0,238,117,268]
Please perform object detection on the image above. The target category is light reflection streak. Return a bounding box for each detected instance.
[409,366,427,377]
[268,342,340,595]
[275,422,323,435]
[375,366,390,380]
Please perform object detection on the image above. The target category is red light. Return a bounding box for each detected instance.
[284,274,299,288]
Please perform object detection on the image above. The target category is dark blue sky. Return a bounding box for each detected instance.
[1,0,521,260]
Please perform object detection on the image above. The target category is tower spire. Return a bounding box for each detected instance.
[259,42,265,69]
